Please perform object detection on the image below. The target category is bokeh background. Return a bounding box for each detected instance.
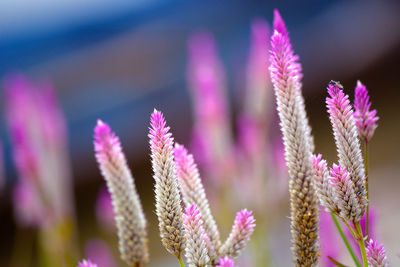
[1,0,399,266]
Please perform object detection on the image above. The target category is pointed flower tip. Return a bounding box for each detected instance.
[366,239,389,267]
[216,256,235,267]
[273,9,287,36]
[329,163,349,182]
[78,259,98,267]
[236,209,256,228]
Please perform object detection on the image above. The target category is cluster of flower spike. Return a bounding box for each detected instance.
[93,109,255,266]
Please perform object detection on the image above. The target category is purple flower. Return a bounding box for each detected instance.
[353,80,379,142]
[329,164,363,222]
[77,259,98,267]
[326,81,367,218]
[216,256,236,267]
[183,204,211,267]
[269,10,319,266]
[366,239,389,267]
[94,120,149,265]
[149,109,184,257]
[219,209,255,259]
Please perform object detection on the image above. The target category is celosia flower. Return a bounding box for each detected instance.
[353,81,379,142]
[312,154,339,214]
[149,109,184,257]
[269,10,319,266]
[183,204,211,267]
[77,259,98,267]
[366,239,389,267]
[216,256,235,267]
[85,239,117,267]
[94,120,149,265]
[219,209,255,259]
[329,164,363,222]
[174,143,221,257]
[326,81,367,217]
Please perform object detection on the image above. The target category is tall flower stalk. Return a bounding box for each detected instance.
[94,120,149,266]
[149,109,185,262]
[269,10,319,266]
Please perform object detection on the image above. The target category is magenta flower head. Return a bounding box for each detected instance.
[216,256,235,267]
[149,109,184,258]
[77,259,98,267]
[219,209,255,259]
[94,120,149,265]
[366,239,389,267]
[329,164,363,222]
[312,154,339,214]
[326,81,367,217]
[183,204,211,267]
[353,80,379,142]
[174,143,221,258]
[269,10,319,266]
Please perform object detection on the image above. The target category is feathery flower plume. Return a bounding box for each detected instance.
[326,81,367,216]
[94,120,149,265]
[183,204,211,267]
[216,256,235,267]
[174,143,221,254]
[269,10,319,266]
[219,209,255,259]
[78,259,98,267]
[353,81,379,142]
[366,239,389,267]
[312,154,339,213]
[329,164,363,222]
[149,109,184,257]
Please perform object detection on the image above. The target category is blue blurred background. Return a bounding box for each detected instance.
[1,0,400,265]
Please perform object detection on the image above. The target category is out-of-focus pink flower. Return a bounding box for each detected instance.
[216,256,236,267]
[187,31,235,185]
[12,180,45,227]
[4,73,73,226]
[85,239,117,267]
[353,80,379,142]
[77,259,98,267]
[366,239,389,267]
[220,209,255,259]
[95,186,115,230]
[319,209,340,267]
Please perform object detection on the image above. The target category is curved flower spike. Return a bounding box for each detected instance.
[366,239,389,267]
[94,120,149,265]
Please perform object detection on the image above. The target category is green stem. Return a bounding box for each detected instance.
[328,256,350,267]
[355,222,368,267]
[330,213,361,267]
[178,256,185,267]
[364,141,370,238]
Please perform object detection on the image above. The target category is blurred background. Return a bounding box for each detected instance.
[0,0,399,266]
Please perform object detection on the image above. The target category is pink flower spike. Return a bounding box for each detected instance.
[183,204,211,267]
[353,80,379,142]
[216,256,236,267]
[326,81,367,217]
[219,209,255,259]
[77,259,98,267]
[94,120,149,265]
[330,164,363,222]
[149,109,184,257]
[366,239,389,267]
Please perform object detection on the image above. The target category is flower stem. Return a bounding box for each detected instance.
[355,222,368,267]
[328,256,350,267]
[364,141,369,238]
[330,213,361,267]
[178,256,185,267]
